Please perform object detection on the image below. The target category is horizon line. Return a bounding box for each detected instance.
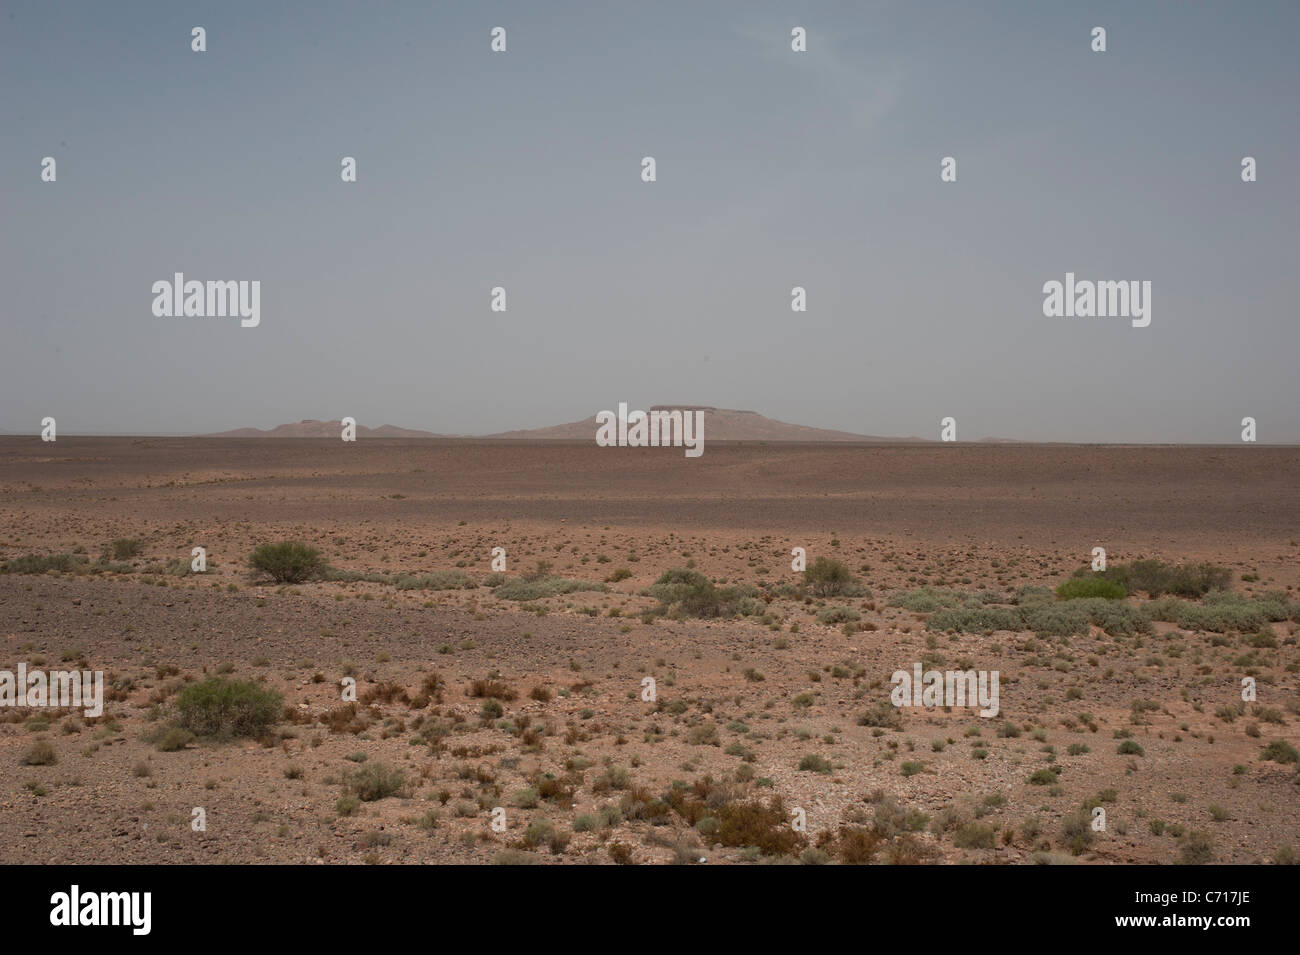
[2,432,1296,447]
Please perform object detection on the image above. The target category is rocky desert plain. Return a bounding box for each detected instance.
[1,434,1298,865]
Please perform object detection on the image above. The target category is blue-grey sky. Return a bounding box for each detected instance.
[2,1,1297,441]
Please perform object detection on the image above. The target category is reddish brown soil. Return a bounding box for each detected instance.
[1,438,1296,864]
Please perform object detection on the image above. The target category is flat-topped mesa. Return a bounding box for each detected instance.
[649,405,758,415]
[595,403,706,458]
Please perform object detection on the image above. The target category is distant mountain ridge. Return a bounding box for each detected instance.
[207,419,448,439]
[482,406,923,442]
[202,409,1020,442]
[204,408,944,442]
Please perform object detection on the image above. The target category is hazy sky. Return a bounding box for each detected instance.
[3,1,1297,442]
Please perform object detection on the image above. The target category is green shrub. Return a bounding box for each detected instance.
[1021,602,1091,637]
[492,577,607,601]
[393,571,476,591]
[319,568,392,584]
[1056,578,1127,600]
[1248,627,1278,649]
[1,554,88,575]
[1089,559,1230,598]
[1261,740,1300,765]
[928,606,1022,633]
[1117,740,1145,756]
[798,754,833,774]
[522,816,555,847]
[952,822,996,849]
[23,740,56,765]
[249,541,325,583]
[1154,592,1290,632]
[646,569,759,619]
[913,593,1148,638]
[512,786,540,808]
[857,702,902,729]
[174,677,282,738]
[155,727,195,752]
[1074,599,1150,637]
[1178,830,1215,865]
[803,557,865,597]
[1058,810,1095,855]
[890,587,967,613]
[346,763,406,801]
[815,606,860,625]
[1026,599,1150,638]
[111,538,144,560]
[1013,586,1055,606]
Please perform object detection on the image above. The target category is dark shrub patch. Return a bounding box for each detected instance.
[1056,578,1127,600]
[713,796,806,856]
[249,541,325,583]
[175,677,282,738]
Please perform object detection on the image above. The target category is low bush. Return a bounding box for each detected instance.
[346,763,406,801]
[23,740,56,765]
[803,557,867,597]
[890,587,967,613]
[249,541,325,583]
[110,538,144,560]
[713,796,806,856]
[953,822,997,849]
[1087,559,1230,598]
[1261,740,1299,765]
[1178,830,1215,865]
[1,554,89,575]
[815,606,860,625]
[1056,578,1127,600]
[394,571,476,591]
[492,577,607,601]
[174,677,282,738]
[798,754,833,774]
[646,569,760,619]
[927,606,1022,633]
[1058,810,1095,855]
[836,825,886,864]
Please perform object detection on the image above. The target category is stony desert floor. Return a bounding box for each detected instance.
[0,438,1297,864]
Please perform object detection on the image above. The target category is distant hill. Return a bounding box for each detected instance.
[482,406,925,442]
[202,409,1018,442]
[206,419,446,439]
